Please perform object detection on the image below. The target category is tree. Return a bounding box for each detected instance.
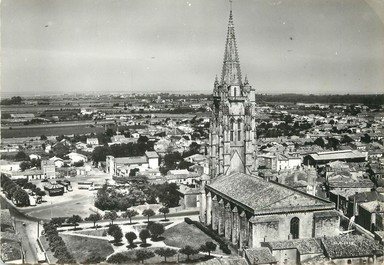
[67,215,82,230]
[73,160,84,167]
[92,146,111,165]
[159,207,169,221]
[139,229,151,245]
[142,209,155,223]
[40,135,47,140]
[122,209,138,224]
[179,245,199,260]
[199,241,217,257]
[314,137,325,148]
[107,252,133,264]
[36,190,46,197]
[104,210,118,225]
[108,224,123,243]
[51,217,66,227]
[15,151,28,161]
[125,232,137,248]
[13,188,29,206]
[106,128,115,137]
[19,161,32,171]
[136,249,155,264]
[148,223,164,240]
[155,248,177,262]
[86,213,102,228]
[155,182,180,207]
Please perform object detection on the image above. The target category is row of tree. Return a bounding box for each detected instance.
[92,141,152,165]
[1,174,30,206]
[106,242,217,263]
[83,207,170,229]
[43,222,76,264]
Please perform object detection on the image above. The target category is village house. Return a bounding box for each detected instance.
[106,151,159,177]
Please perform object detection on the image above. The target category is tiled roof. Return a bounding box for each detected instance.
[115,156,147,165]
[0,210,12,228]
[322,235,384,259]
[0,231,19,242]
[309,150,365,161]
[207,173,334,215]
[265,238,322,255]
[1,241,22,261]
[328,179,373,189]
[359,201,384,213]
[145,151,159,158]
[245,247,276,264]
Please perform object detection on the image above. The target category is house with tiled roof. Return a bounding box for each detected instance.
[304,150,367,166]
[262,238,323,264]
[244,247,277,265]
[106,151,160,177]
[321,235,384,264]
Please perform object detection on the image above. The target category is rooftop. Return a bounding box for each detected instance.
[245,247,276,264]
[145,151,159,159]
[207,172,334,215]
[265,238,322,255]
[309,150,366,161]
[322,235,384,259]
[115,156,148,165]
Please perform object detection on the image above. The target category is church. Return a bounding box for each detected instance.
[199,8,340,250]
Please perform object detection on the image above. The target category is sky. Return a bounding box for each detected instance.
[1,0,384,97]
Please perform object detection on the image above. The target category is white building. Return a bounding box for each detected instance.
[106,151,159,177]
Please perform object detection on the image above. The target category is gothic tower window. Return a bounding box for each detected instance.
[237,120,241,141]
[230,121,234,141]
[290,217,300,239]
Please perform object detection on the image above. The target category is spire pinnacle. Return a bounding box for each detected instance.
[221,4,242,86]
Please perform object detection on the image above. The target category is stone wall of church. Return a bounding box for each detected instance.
[251,212,315,247]
[313,214,340,237]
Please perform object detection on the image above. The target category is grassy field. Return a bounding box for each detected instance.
[61,234,114,263]
[76,228,108,237]
[107,247,209,264]
[163,222,226,256]
[1,125,104,138]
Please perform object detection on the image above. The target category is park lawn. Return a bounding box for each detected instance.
[163,222,226,256]
[107,247,207,264]
[61,234,114,263]
[75,228,108,237]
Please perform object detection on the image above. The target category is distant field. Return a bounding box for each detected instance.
[1,125,105,138]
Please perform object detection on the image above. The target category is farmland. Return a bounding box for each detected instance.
[1,124,105,138]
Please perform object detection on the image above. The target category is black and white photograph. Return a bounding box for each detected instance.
[1,0,384,264]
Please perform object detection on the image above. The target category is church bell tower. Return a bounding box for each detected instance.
[209,6,257,179]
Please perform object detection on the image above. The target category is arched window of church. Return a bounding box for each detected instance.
[290,217,300,239]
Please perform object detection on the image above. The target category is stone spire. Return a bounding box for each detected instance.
[221,9,242,86]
